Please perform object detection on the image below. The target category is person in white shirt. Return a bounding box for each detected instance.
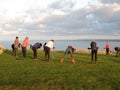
[44,40,55,62]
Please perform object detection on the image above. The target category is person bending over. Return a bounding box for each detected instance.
[44,40,55,62]
[32,42,42,60]
[60,45,76,63]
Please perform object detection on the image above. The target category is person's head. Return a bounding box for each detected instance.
[16,36,18,39]
[25,36,29,39]
[51,39,54,42]
[92,39,95,42]
[40,43,42,47]
[106,41,109,44]
[39,43,42,48]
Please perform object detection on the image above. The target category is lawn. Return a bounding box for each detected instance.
[0,49,120,90]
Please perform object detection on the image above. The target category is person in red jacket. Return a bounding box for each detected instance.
[22,37,31,58]
[105,42,110,55]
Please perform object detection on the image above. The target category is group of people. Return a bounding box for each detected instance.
[11,36,30,58]
[88,40,111,64]
[11,36,76,63]
[11,36,119,64]
[11,36,54,61]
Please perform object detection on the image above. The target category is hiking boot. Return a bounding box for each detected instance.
[60,58,64,62]
[71,58,75,63]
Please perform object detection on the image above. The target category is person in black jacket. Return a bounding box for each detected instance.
[11,44,15,53]
[90,40,98,64]
[114,47,120,57]
[32,42,42,60]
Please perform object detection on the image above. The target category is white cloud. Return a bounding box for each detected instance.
[0,0,120,41]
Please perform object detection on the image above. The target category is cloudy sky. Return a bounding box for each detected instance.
[0,0,120,41]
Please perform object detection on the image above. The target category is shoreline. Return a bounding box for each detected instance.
[51,49,116,55]
[3,48,116,55]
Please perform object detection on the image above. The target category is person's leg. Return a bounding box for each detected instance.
[69,48,73,58]
[107,48,109,55]
[44,47,49,61]
[22,47,26,58]
[22,47,24,57]
[60,48,69,62]
[14,48,17,56]
[106,48,107,55]
[15,48,18,56]
[45,49,48,60]
[24,47,26,57]
[95,50,97,62]
[63,48,69,57]
[69,49,75,63]
[32,47,37,59]
[91,50,94,63]
[47,48,50,62]
[35,49,37,59]
[119,51,120,57]
[106,48,109,55]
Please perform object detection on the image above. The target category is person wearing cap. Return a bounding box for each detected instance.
[90,40,98,64]
[44,40,55,62]
[60,45,76,63]
[22,37,31,58]
[31,42,42,60]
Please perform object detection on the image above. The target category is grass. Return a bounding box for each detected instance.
[0,49,120,90]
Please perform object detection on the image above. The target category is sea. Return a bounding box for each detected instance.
[0,40,120,52]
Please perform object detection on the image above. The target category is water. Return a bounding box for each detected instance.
[0,40,120,51]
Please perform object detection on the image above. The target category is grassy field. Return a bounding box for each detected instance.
[0,49,120,90]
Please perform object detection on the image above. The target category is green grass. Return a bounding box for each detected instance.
[0,49,120,90]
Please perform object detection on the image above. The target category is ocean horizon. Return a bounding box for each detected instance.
[0,39,119,52]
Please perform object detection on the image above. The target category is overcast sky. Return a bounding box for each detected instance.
[0,0,120,41]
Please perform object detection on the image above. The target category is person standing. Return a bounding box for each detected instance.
[32,42,42,60]
[60,45,76,63]
[105,42,110,55]
[44,40,55,62]
[90,40,98,64]
[14,36,20,56]
[22,36,30,58]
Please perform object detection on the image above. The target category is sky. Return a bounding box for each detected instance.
[0,0,120,41]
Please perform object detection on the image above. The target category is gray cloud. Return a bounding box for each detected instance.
[49,0,75,10]
[100,0,120,4]
[0,0,120,41]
